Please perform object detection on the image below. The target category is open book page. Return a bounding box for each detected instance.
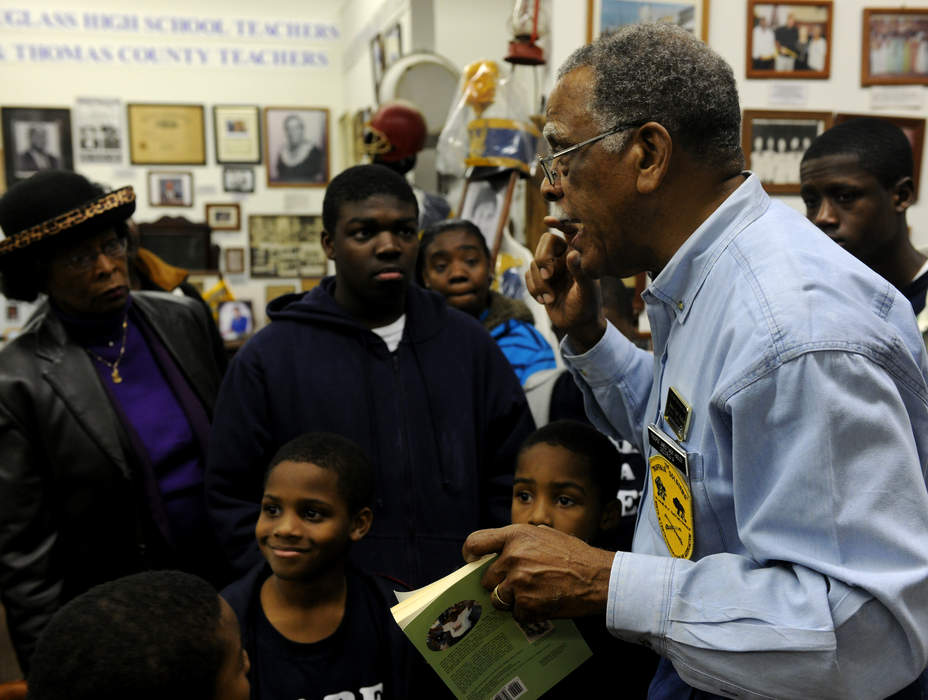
[390,554,591,700]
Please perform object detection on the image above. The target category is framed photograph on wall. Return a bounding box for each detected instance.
[742,109,833,194]
[206,203,241,231]
[74,97,122,164]
[862,9,928,86]
[370,34,385,99]
[834,113,925,197]
[148,171,194,207]
[249,214,326,278]
[218,300,254,340]
[128,103,205,165]
[223,166,255,193]
[586,0,710,43]
[1,107,73,187]
[213,105,261,164]
[383,23,403,68]
[746,1,832,79]
[224,246,246,275]
[264,107,329,187]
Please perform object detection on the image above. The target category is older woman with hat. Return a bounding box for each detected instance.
[0,171,227,672]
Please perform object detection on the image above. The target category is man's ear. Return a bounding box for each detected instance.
[321,230,336,261]
[891,175,915,214]
[598,499,621,533]
[349,507,373,542]
[632,122,672,195]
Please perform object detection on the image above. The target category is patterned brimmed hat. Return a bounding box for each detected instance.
[0,170,136,259]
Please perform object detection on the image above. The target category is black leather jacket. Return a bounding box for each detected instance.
[0,292,221,671]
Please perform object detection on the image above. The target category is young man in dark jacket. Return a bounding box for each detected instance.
[206,164,534,588]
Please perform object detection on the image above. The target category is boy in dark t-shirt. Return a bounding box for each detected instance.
[221,432,430,699]
[511,421,659,698]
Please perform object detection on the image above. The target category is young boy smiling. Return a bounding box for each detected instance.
[221,432,420,699]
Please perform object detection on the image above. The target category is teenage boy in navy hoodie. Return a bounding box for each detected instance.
[207,164,535,588]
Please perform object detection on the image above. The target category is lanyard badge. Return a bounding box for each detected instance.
[648,424,694,559]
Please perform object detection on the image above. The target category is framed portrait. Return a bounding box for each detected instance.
[586,0,710,43]
[249,214,327,278]
[223,166,255,193]
[1,107,73,187]
[264,107,329,187]
[743,110,833,194]
[128,103,206,165]
[148,171,194,207]
[746,1,832,79]
[217,300,254,340]
[74,98,122,164]
[370,34,385,99]
[206,203,241,231]
[862,9,928,86]
[213,105,261,164]
[383,23,403,68]
[224,246,246,275]
[834,113,925,197]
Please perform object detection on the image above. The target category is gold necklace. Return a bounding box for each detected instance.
[87,315,128,384]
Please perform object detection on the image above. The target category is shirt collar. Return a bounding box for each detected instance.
[643,172,770,324]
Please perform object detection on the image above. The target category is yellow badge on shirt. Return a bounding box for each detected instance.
[648,425,694,559]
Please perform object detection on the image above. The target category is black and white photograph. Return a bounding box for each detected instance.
[74,98,122,164]
[249,214,327,278]
[206,203,241,231]
[223,166,256,193]
[148,171,193,207]
[1,107,73,187]
[746,1,832,79]
[263,107,329,187]
[742,110,833,194]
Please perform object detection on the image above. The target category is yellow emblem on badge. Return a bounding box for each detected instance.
[650,455,694,559]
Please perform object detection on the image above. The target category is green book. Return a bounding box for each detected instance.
[391,554,592,700]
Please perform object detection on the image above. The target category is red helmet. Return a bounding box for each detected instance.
[364,100,427,162]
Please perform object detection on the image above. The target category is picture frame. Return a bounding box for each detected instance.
[266,283,297,306]
[205,203,241,231]
[148,171,194,207]
[217,300,254,340]
[213,105,261,164]
[74,97,123,164]
[224,246,246,275]
[586,0,710,43]
[223,166,255,193]
[264,107,329,187]
[862,9,928,86]
[1,107,73,187]
[383,23,403,68]
[746,1,832,79]
[127,103,206,165]
[742,109,833,194]
[370,34,385,99]
[833,113,925,197]
[249,214,327,278]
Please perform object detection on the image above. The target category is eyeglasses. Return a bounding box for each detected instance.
[537,122,645,186]
[59,236,128,272]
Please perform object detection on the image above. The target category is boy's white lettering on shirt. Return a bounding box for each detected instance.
[317,683,384,700]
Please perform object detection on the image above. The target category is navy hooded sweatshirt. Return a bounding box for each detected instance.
[206,278,535,587]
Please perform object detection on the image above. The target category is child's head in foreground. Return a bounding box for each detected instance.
[417,218,492,317]
[258,432,375,581]
[512,420,621,545]
[27,570,250,700]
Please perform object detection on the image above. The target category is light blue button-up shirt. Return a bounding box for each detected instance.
[564,174,928,699]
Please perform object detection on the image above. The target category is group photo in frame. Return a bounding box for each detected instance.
[206,203,241,231]
[861,8,928,86]
[742,109,833,194]
[264,107,329,187]
[74,97,123,165]
[223,166,255,193]
[128,103,206,165]
[746,0,832,79]
[148,171,193,207]
[1,107,73,187]
[834,113,925,197]
[586,0,710,43]
[213,105,262,164]
[249,214,327,278]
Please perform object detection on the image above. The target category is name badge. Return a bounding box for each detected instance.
[648,424,694,559]
[663,386,692,442]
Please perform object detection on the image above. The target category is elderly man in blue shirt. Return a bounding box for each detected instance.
[464,24,928,700]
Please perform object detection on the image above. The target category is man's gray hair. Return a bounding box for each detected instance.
[558,24,743,171]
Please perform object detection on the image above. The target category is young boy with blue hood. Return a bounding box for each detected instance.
[206,164,534,589]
